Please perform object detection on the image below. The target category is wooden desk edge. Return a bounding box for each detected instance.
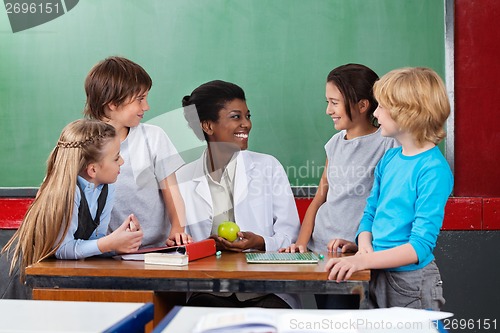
[25,254,370,282]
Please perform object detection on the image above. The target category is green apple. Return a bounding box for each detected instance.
[217,221,240,242]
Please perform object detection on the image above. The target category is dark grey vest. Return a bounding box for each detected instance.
[73,183,108,240]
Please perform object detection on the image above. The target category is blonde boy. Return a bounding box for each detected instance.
[325,67,453,310]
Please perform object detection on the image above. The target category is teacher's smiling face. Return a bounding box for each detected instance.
[203,99,252,151]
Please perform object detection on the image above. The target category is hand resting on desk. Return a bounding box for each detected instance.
[167,229,193,246]
[326,238,358,253]
[278,243,308,253]
[279,238,358,254]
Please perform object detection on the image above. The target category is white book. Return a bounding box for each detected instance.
[144,252,188,266]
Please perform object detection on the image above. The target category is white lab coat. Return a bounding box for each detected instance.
[176,149,301,308]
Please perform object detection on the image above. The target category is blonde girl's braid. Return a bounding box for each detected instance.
[2,119,116,281]
[56,134,107,149]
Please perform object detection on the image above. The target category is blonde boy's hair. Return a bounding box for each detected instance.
[84,56,152,120]
[373,67,450,145]
[2,119,116,281]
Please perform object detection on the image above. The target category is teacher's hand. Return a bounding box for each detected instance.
[218,231,265,252]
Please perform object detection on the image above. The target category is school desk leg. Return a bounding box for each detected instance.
[153,292,186,326]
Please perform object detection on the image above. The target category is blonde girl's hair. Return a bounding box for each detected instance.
[373,67,451,145]
[84,56,152,120]
[1,119,116,281]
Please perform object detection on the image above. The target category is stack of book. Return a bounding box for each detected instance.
[118,239,216,266]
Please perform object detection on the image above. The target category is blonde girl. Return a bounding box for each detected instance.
[1,119,143,299]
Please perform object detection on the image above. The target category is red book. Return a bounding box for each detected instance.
[118,239,216,264]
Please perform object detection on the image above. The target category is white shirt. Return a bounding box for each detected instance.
[108,124,184,248]
[205,153,237,234]
[176,149,301,308]
[176,150,300,251]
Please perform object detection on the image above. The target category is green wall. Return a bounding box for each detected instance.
[0,0,445,187]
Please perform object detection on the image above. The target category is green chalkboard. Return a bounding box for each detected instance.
[0,0,445,187]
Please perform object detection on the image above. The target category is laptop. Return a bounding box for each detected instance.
[245,252,320,264]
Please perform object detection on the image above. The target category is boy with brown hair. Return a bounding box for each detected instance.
[84,56,189,247]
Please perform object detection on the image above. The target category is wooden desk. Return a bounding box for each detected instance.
[0,299,152,332]
[25,252,369,325]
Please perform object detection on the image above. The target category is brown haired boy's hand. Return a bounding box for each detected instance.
[166,231,193,246]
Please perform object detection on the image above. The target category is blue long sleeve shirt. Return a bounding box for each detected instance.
[55,176,115,259]
[356,146,453,271]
